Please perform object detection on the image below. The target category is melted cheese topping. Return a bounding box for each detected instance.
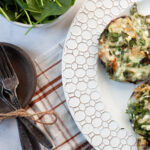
[98,5,150,82]
[108,17,136,38]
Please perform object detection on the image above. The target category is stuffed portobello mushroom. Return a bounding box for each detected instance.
[127,77,150,150]
[98,3,150,83]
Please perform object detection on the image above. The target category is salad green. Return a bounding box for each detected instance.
[0,0,75,26]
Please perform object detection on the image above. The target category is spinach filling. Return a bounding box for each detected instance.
[127,83,150,147]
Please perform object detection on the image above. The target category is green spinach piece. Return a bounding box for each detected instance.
[130,3,138,15]
[139,39,146,46]
[109,32,120,42]
[129,38,136,48]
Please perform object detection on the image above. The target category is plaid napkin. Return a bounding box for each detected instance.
[26,42,93,150]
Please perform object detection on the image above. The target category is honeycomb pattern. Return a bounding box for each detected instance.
[62,0,139,149]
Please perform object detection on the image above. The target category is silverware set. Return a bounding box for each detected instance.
[0,45,53,150]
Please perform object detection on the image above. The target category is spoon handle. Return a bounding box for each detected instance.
[0,94,42,150]
[26,127,41,150]
[10,95,53,149]
[0,94,35,150]
[20,117,53,149]
[17,118,34,150]
[0,93,53,149]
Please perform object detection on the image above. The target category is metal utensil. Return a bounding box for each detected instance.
[0,45,53,149]
[0,81,40,150]
[17,119,41,150]
[0,42,37,114]
[0,45,20,109]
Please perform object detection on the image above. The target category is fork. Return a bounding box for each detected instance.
[0,81,40,150]
[0,45,53,149]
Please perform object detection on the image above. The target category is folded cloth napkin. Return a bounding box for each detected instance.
[26,41,93,150]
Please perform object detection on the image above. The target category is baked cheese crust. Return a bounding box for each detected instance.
[98,3,150,82]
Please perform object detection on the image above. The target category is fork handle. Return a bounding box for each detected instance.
[8,91,21,109]
[8,92,53,149]
[0,94,42,150]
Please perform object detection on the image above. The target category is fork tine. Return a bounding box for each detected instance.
[0,45,14,77]
[0,49,9,79]
[0,48,9,78]
[0,45,13,76]
[0,64,5,79]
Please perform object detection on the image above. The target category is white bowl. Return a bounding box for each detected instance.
[2,4,74,29]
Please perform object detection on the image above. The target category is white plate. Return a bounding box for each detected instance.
[62,0,150,149]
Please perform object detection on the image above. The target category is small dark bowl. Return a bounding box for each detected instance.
[0,42,37,113]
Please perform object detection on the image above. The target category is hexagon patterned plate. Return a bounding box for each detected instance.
[62,0,149,149]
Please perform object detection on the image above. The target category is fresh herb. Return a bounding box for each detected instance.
[100,29,109,40]
[121,43,128,49]
[132,62,138,67]
[130,3,138,15]
[109,45,116,48]
[123,70,133,79]
[129,38,136,48]
[149,31,150,38]
[109,51,112,56]
[139,39,146,46]
[0,0,75,32]
[121,32,128,38]
[124,57,130,63]
[117,46,122,51]
[109,32,120,42]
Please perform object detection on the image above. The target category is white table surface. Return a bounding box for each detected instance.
[0,0,85,59]
[0,0,85,149]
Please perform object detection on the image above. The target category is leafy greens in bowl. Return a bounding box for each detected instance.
[0,0,75,27]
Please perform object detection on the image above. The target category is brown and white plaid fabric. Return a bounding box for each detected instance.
[26,42,93,150]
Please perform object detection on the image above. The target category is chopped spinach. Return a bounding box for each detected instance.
[132,62,138,67]
[130,3,138,16]
[109,32,120,42]
[127,83,150,145]
[139,39,146,46]
[100,29,109,40]
[124,57,130,63]
[123,70,133,79]
[129,38,136,48]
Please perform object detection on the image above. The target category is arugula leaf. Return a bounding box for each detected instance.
[0,0,75,33]
[0,0,75,24]
[71,0,76,5]
[28,0,72,23]
[26,0,41,10]
[37,0,72,23]
[16,0,28,9]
